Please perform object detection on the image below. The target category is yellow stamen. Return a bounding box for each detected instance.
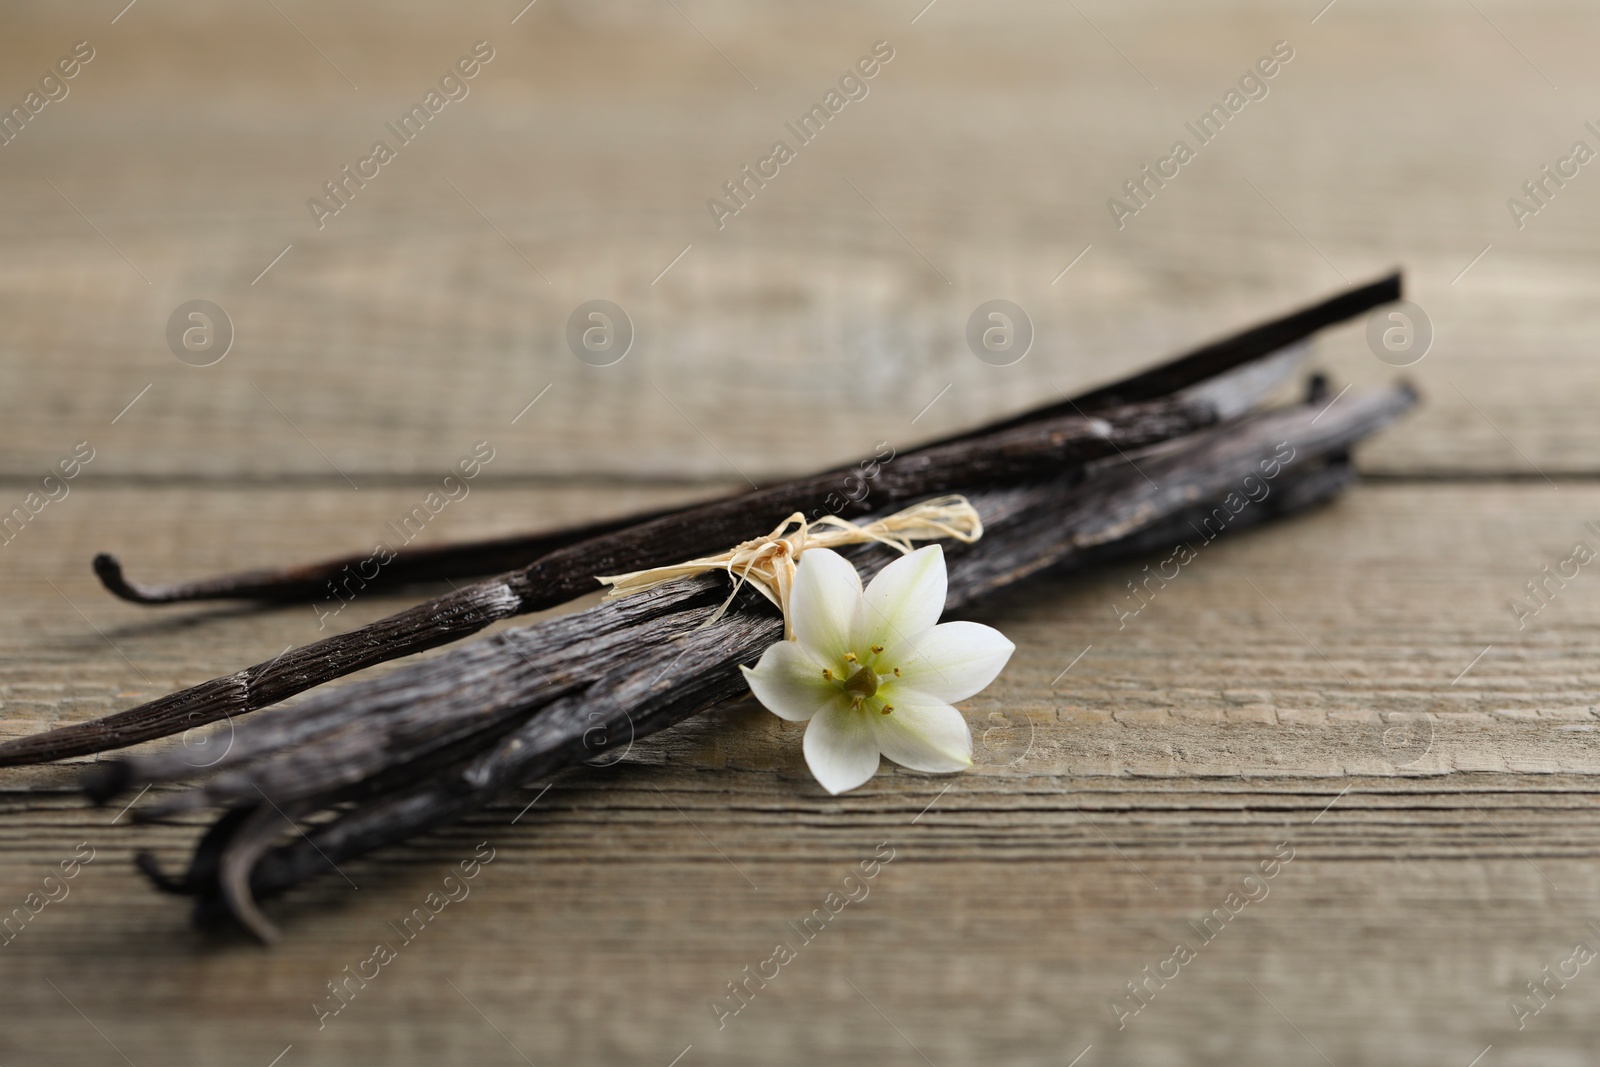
[881,704,894,714]
[871,645,884,654]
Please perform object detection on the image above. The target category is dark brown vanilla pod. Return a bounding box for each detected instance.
[1070,272,1399,408]
[91,504,684,604]
[116,385,1414,939]
[91,272,1400,608]
[930,271,1399,443]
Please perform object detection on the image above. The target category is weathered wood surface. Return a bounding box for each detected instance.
[6,483,1600,1066]
[4,0,1600,1064]
[1,1,1598,481]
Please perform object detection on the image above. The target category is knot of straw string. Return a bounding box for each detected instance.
[596,495,983,638]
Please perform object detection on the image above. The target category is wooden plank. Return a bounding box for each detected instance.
[1,776,1596,1066]
[2,482,1599,1063]
[1,2,1597,480]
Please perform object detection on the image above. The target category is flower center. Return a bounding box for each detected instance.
[827,659,897,715]
[842,664,880,702]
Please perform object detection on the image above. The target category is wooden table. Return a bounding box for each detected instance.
[3,1,1598,1063]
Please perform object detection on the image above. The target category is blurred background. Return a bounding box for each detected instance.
[4,0,1593,483]
[4,1,1600,1064]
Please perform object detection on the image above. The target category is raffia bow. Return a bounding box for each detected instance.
[596,495,983,637]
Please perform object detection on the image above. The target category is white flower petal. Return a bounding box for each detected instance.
[869,692,973,774]
[741,641,840,722]
[790,548,861,666]
[854,544,947,654]
[803,703,881,794]
[894,621,1016,703]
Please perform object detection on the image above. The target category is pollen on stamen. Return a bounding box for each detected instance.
[871,644,884,654]
[844,651,858,663]
[822,668,833,681]
[881,704,894,714]
[892,667,901,676]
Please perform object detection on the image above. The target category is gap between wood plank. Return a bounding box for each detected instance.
[6,470,1600,491]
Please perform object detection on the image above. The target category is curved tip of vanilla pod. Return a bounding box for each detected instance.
[212,801,297,945]
[93,553,169,604]
[80,759,133,805]
[220,851,282,945]
[227,895,281,946]
[127,798,284,942]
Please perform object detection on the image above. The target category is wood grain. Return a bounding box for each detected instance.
[4,0,1600,1063]
[0,1,1597,482]
[4,481,1600,1064]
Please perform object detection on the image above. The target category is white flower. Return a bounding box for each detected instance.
[740,544,1015,795]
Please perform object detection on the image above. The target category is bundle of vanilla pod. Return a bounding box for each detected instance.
[0,275,1416,941]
